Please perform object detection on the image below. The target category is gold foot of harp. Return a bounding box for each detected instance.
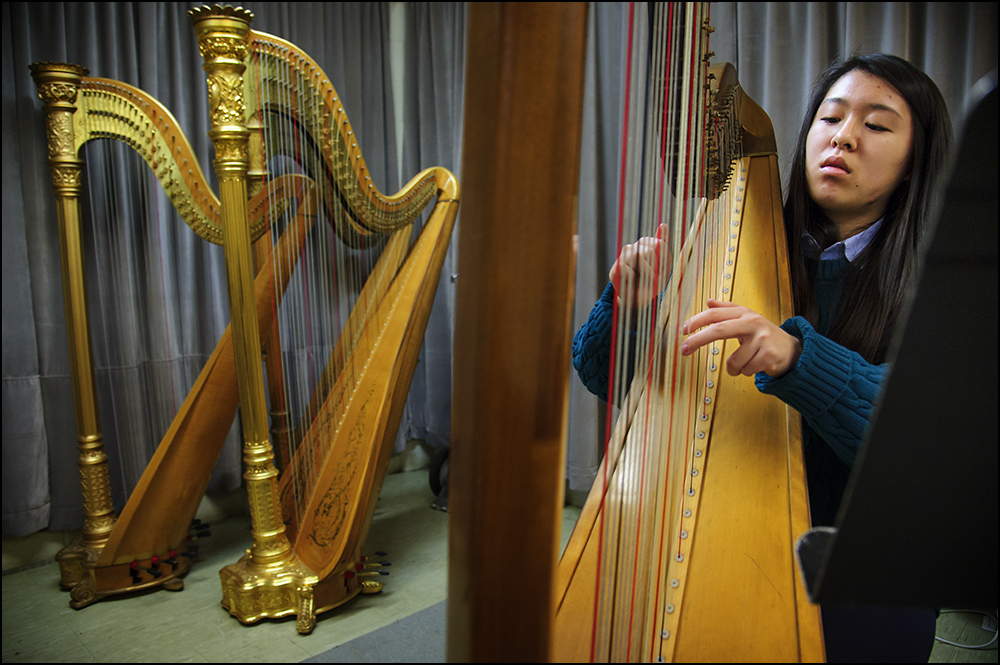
[449,3,823,661]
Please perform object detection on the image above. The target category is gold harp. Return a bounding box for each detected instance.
[30,6,459,629]
[28,60,311,607]
[189,6,459,634]
[449,3,824,661]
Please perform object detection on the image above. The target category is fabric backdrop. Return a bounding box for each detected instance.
[3,3,996,536]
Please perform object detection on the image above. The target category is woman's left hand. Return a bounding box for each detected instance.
[681,300,802,378]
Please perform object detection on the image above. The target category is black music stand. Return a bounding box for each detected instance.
[796,77,998,611]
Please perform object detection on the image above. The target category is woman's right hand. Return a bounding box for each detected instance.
[609,223,671,310]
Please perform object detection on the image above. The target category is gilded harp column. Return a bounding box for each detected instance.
[188,6,318,634]
[29,62,117,598]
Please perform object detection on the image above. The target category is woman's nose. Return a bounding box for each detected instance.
[832,118,859,150]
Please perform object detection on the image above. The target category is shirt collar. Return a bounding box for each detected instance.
[803,218,883,262]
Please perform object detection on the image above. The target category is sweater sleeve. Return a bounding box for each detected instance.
[572,283,617,401]
[573,283,656,403]
[754,316,889,468]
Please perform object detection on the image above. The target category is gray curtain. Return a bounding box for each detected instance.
[395,3,467,452]
[566,2,999,498]
[1,2,427,536]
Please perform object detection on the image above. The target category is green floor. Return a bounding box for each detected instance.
[2,469,995,662]
[2,470,452,662]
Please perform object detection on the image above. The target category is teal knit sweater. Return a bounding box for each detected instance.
[572,256,888,526]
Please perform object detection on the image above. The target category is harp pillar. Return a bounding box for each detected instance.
[30,62,118,603]
[189,5,319,634]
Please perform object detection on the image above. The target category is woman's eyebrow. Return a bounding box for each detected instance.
[822,97,903,118]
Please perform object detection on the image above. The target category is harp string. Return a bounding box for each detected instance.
[253,43,304,529]
[590,0,635,658]
[644,2,683,656]
[81,101,186,500]
[84,118,131,494]
[251,37,393,534]
[618,3,672,658]
[590,2,737,660]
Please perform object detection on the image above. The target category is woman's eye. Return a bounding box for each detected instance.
[866,123,888,131]
[821,117,839,124]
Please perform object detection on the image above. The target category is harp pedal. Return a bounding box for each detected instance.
[148,555,185,591]
[129,560,163,584]
[189,519,212,540]
[161,550,180,571]
[360,554,392,569]
[343,555,391,594]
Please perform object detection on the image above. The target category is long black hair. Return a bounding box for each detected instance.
[783,54,952,363]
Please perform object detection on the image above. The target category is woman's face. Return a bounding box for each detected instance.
[805,69,914,237]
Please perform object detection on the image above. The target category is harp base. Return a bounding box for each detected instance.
[56,536,194,609]
[219,550,326,634]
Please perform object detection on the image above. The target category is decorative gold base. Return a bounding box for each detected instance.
[55,537,92,590]
[220,550,322,634]
[55,536,194,609]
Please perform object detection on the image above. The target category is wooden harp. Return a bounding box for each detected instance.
[449,3,824,661]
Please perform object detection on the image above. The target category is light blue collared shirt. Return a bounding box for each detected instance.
[804,218,883,262]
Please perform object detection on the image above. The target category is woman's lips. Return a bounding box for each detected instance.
[820,157,850,173]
